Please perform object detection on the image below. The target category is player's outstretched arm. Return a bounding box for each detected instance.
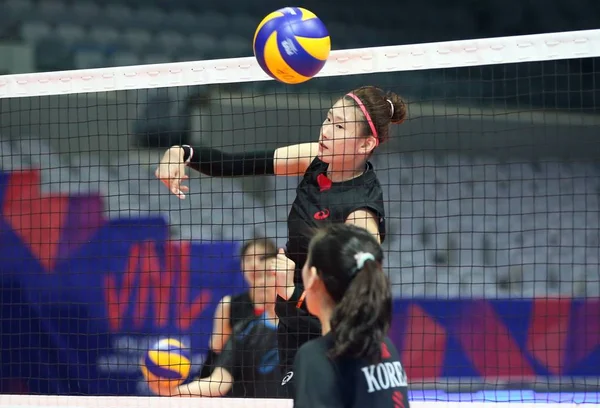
[155,143,317,198]
[174,367,234,397]
[146,366,233,398]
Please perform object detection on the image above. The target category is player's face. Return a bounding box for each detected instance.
[242,244,276,305]
[318,98,367,163]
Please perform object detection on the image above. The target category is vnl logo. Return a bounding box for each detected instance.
[103,240,212,332]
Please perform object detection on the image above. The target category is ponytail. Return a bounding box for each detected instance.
[327,259,392,363]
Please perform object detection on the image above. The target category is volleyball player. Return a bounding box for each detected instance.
[148,240,282,398]
[293,223,409,408]
[199,238,277,379]
[154,85,407,394]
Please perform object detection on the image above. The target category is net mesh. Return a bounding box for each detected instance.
[0,29,600,404]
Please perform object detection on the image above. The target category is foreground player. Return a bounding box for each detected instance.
[155,86,407,394]
[199,238,277,379]
[294,224,409,408]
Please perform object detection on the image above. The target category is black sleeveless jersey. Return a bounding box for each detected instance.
[199,291,256,379]
[229,291,256,328]
[286,157,386,285]
[293,334,410,408]
[215,313,283,398]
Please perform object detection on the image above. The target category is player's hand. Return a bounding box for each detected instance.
[270,248,296,300]
[155,146,190,200]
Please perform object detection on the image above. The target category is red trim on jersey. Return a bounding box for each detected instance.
[381,342,392,359]
[296,290,307,309]
[316,173,332,192]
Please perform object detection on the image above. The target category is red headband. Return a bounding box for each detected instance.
[346,92,379,146]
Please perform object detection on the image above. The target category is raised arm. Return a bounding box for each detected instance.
[274,142,319,176]
[155,143,318,198]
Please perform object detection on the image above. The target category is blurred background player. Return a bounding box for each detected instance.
[155,85,407,395]
[199,237,278,379]
[148,237,281,398]
[293,224,409,408]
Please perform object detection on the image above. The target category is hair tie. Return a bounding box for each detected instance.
[354,252,375,271]
[386,99,394,118]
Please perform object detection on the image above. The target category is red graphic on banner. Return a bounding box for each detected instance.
[2,170,68,272]
[527,297,571,375]
[457,301,535,378]
[401,304,446,380]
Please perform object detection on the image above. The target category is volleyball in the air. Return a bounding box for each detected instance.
[253,7,331,84]
[141,338,191,388]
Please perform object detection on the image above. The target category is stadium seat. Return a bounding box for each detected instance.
[135,6,166,28]
[219,35,251,58]
[88,26,120,47]
[187,33,217,57]
[162,10,199,35]
[73,49,106,69]
[155,31,186,51]
[37,0,67,20]
[141,53,171,65]
[4,0,34,21]
[172,45,209,62]
[121,28,153,51]
[103,4,134,29]
[71,1,100,25]
[35,38,73,71]
[20,21,52,44]
[54,24,87,46]
[109,51,141,67]
[195,11,229,36]
[228,14,258,38]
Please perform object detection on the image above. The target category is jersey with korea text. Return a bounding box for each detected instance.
[286,157,386,285]
[293,333,410,408]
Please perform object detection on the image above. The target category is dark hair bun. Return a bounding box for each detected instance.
[386,91,407,124]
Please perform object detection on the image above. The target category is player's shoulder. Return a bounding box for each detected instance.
[295,334,333,363]
[230,290,251,303]
[382,336,401,358]
[364,160,383,184]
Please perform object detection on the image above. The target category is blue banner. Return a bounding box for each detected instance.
[0,169,599,396]
[1,214,246,395]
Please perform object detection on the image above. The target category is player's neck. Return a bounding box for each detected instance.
[264,304,276,319]
[326,160,366,183]
[258,303,277,321]
[318,309,333,336]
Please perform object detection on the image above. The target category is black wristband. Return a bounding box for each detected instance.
[180,145,193,163]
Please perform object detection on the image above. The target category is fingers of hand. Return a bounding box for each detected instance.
[155,165,188,199]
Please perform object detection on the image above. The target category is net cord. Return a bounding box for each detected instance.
[0,29,598,99]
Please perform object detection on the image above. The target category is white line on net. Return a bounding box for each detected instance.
[0,29,598,99]
[0,394,595,408]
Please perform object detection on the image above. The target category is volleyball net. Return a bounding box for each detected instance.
[0,29,599,406]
